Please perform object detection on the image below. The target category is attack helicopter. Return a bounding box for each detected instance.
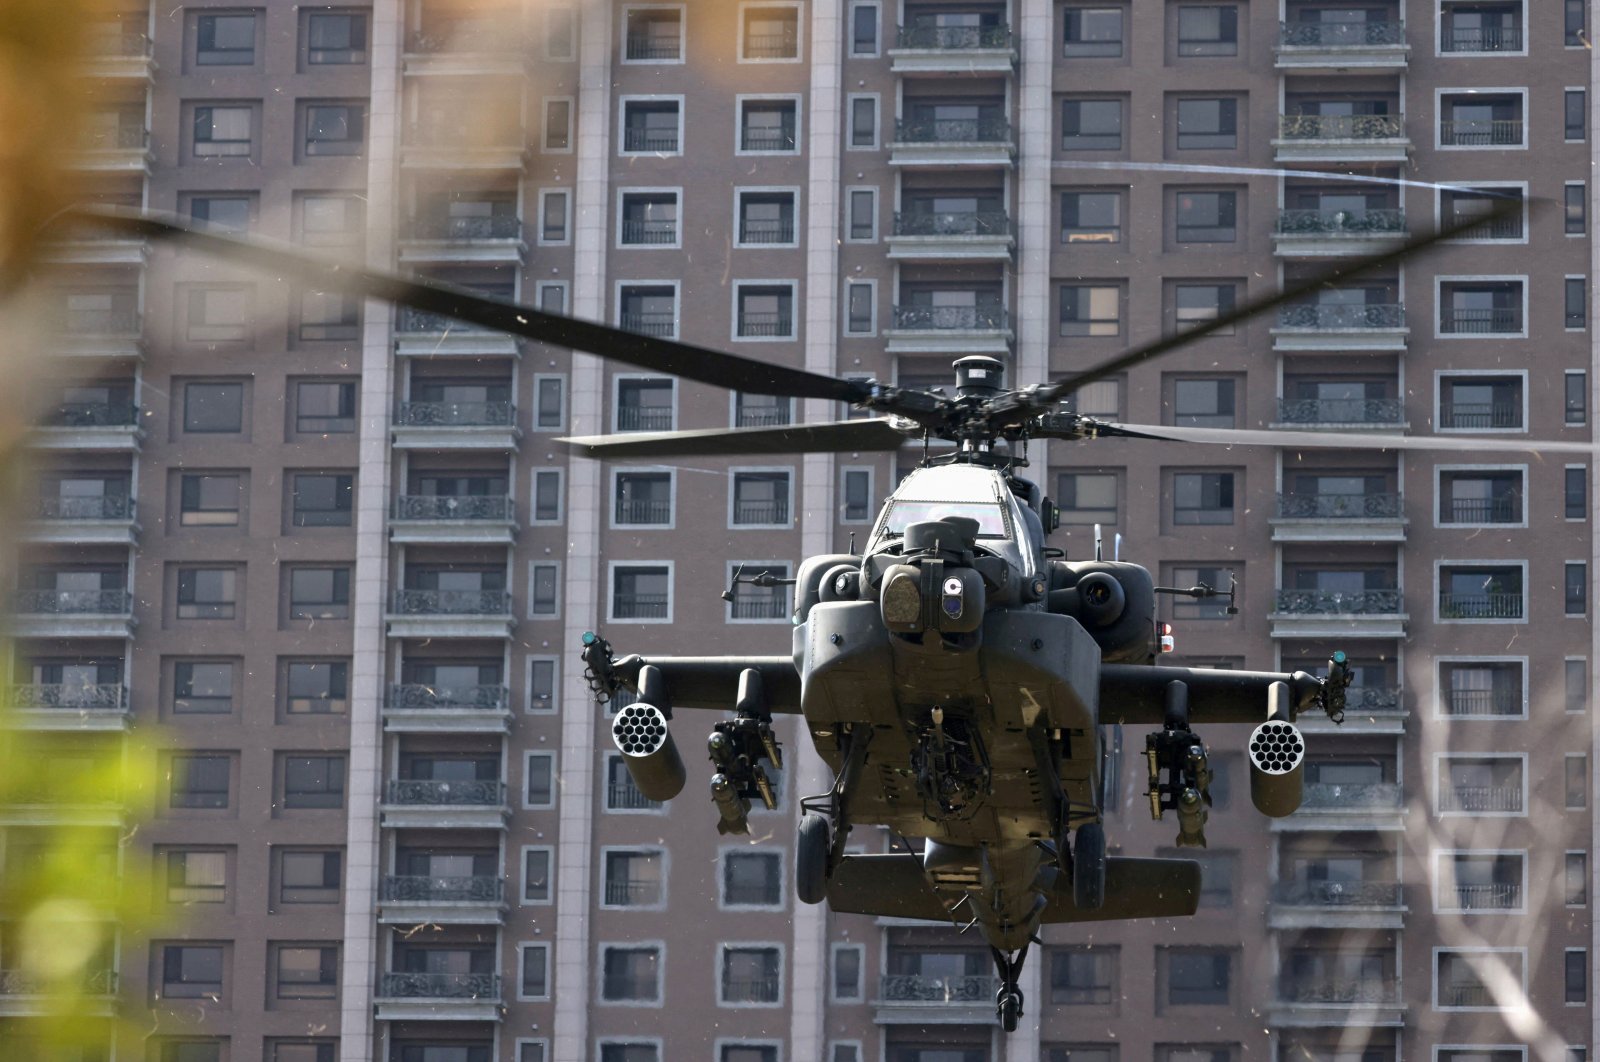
[67,200,1589,1032]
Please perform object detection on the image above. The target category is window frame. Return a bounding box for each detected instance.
[280,753,346,811]
[1435,369,1529,434]
[1431,849,1529,914]
[846,92,879,150]
[1435,86,1530,150]
[617,94,686,157]
[1431,947,1529,1011]
[718,846,785,910]
[611,466,677,530]
[537,188,573,246]
[518,942,552,1002]
[1434,558,1530,626]
[616,186,684,250]
[731,281,799,343]
[736,0,804,62]
[620,4,686,65]
[848,0,880,56]
[844,186,878,243]
[717,942,786,1008]
[1434,751,1529,817]
[521,844,554,905]
[597,941,667,1006]
[523,750,558,809]
[733,186,801,249]
[735,94,803,156]
[528,560,562,619]
[600,845,669,910]
[1432,463,1529,530]
[728,467,795,529]
[1432,655,1529,721]
[543,96,575,153]
[526,650,558,713]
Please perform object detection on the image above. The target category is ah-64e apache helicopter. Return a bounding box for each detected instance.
[74,200,1586,1032]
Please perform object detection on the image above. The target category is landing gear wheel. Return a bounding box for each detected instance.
[1073,822,1107,911]
[998,988,1023,1032]
[796,812,831,904]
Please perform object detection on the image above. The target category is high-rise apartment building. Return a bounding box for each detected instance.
[6,0,1598,1060]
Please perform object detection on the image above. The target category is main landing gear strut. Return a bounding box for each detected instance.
[990,944,1028,1032]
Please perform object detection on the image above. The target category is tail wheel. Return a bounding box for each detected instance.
[1073,822,1107,911]
[796,812,831,904]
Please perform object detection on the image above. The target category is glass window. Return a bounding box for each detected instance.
[1569,754,1588,809]
[1176,5,1238,55]
[190,195,252,233]
[832,945,862,1000]
[283,755,346,809]
[197,13,255,64]
[299,291,360,340]
[1062,190,1122,243]
[850,96,877,147]
[1167,949,1230,1004]
[1062,99,1122,150]
[1569,278,1589,329]
[180,474,240,526]
[546,7,576,58]
[533,470,562,523]
[1568,852,1588,905]
[601,945,661,1000]
[723,851,782,906]
[1052,947,1117,1003]
[1059,472,1118,525]
[851,2,878,54]
[1176,98,1237,149]
[1063,7,1124,57]
[193,105,253,156]
[531,562,560,616]
[186,287,251,342]
[535,377,565,429]
[520,944,550,998]
[161,944,224,996]
[1174,472,1234,525]
[1570,372,1588,425]
[184,382,244,433]
[526,752,555,806]
[1060,285,1121,336]
[301,194,364,244]
[737,285,795,339]
[541,191,570,242]
[1569,90,1588,141]
[842,468,873,521]
[308,12,367,64]
[279,850,341,903]
[304,103,365,156]
[848,189,876,241]
[292,474,354,527]
[1568,182,1587,234]
[175,662,234,714]
[1175,191,1236,242]
[1568,0,1588,45]
[177,568,237,619]
[274,1043,336,1062]
[165,849,227,903]
[1569,562,1588,615]
[1175,284,1236,332]
[296,381,356,433]
[1173,379,1236,427]
[1569,950,1588,1003]
[285,661,349,713]
[523,847,552,903]
[1570,659,1590,713]
[171,754,230,809]
[277,946,337,999]
[721,946,782,1004]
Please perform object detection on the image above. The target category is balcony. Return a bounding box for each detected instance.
[1271,304,1407,351]
[1299,686,1405,734]
[390,495,516,545]
[889,117,1015,168]
[730,594,789,620]
[888,23,1017,75]
[394,307,520,358]
[1438,785,1522,814]
[32,403,143,451]
[383,683,513,733]
[1275,20,1407,70]
[1269,589,1406,639]
[1438,592,1523,621]
[1269,978,1404,1028]
[888,211,1014,261]
[611,593,669,621]
[0,969,119,1018]
[874,974,999,1025]
[373,971,503,1022]
[1438,981,1496,1008]
[1439,402,1521,431]
[11,589,135,639]
[1443,882,1521,911]
[386,588,515,640]
[884,304,1012,355]
[1271,492,1405,544]
[1439,308,1521,336]
[43,223,150,268]
[380,779,510,830]
[1269,881,1406,930]
[1274,782,1405,833]
[391,401,520,451]
[79,27,155,80]
[400,215,526,264]
[66,123,152,173]
[1272,398,1406,431]
[4,683,129,732]
[1440,119,1523,147]
[401,118,528,172]
[1273,114,1409,163]
[378,875,506,925]
[22,495,138,546]
[52,305,143,360]
[1273,209,1406,257]
[1442,688,1520,718]
[402,23,531,76]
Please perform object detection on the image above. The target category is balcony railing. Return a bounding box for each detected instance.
[1345,686,1402,712]
[1276,304,1404,329]
[8,683,127,711]
[393,401,515,428]
[1438,784,1522,812]
[744,32,799,58]
[393,495,513,522]
[741,124,797,152]
[391,589,512,616]
[1276,492,1402,520]
[1278,978,1400,1005]
[1279,20,1405,46]
[894,117,1012,144]
[607,782,662,809]
[723,976,781,1003]
[739,217,794,244]
[1279,114,1404,140]
[388,684,510,712]
[39,402,138,428]
[1442,26,1523,52]
[57,307,141,336]
[0,969,118,995]
[615,498,671,524]
[406,215,522,241]
[377,972,500,999]
[384,779,505,806]
[380,875,504,903]
[1275,209,1406,235]
[1439,308,1521,334]
[1276,398,1404,425]
[1274,589,1401,615]
[603,878,661,906]
[397,308,493,334]
[736,406,792,428]
[1272,881,1402,907]
[1439,119,1523,146]
[618,312,676,338]
[893,211,1013,237]
[1300,782,1404,809]
[33,495,134,521]
[621,218,678,244]
[1449,882,1521,909]
[880,973,998,1003]
[616,405,674,431]
[733,499,789,524]
[623,127,680,152]
[730,595,789,620]
[1439,981,1494,1007]
[1450,212,1522,239]
[1443,496,1518,523]
[14,589,131,615]
[625,33,681,60]
[1438,592,1523,620]
[1443,688,1520,716]
[612,594,669,620]
[737,312,792,338]
[1439,403,1521,430]
[895,24,1014,49]
[892,305,1009,331]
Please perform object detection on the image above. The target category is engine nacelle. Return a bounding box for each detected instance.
[1247,718,1305,817]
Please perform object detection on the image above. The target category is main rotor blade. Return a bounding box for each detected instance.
[1034,198,1525,409]
[1108,423,1595,455]
[558,417,913,459]
[67,207,872,405]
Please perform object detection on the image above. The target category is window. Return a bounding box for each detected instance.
[1570,754,1588,809]
[180,474,241,526]
[307,11,366,63]
[194,104,253,157]
[624,6,684,61]
[721,1048,777,1062]
[546,6,576,58]
[197,12,255,64]
[299,194,364,245]
[1061,190,1122,243]
[727,562,792,622]
[186,287,251,342]
[190,195,252,233]
[1062,98,1122,150]
[619,191,680,247]
[737,190,797,246]
[1063,7,1124,56]
[520,944,550,1000]
[603,848,665,907]
[276,945,336,1000]
[1569,89,1588,141]
[1051,947,1117,1004]
[600,1045,660,1062]
[175,661,234,714]
[1438,851,1524,910]
[1440,91,1526,146]
[1569,562,1588,615]
[742,4,800,59]
[1568,182,1587,234]
[531,470,563,524]
[272,1042,336,1062]
[1440,661,1523,716]
[303,103,364,157]
[850,2,879,55]
[1440,374,1524,429]
[740,98,799,153]
[845,281,874,333]
[1569,0,1589,43]
[283,755,345,809]
[831,944,863,1001]
[529,561,560,617]
[1060,284,1120,336]
[1173,378,1236,427]
[1166,949,1230,1005]
[723,850,782,907]
[1442,185,1525,240]
[292,473,353,527]
[544,98,573,151]
[1568,277,1590,330]
[285,661,349,714]
[1570,659,1590,713]
[614,471,673,526]
[1177,5,1237,55]
[525,752,556,807]
[849,95,877,148]
[537,282,568,315]
[279,849,341,904]
[299,291,359,341]
[523,847,553,903]
[732,471,791,525]
[288,569,350,622]
[1047,1049,1116,1062]
[540,190,571,244]
[296,381,356,434]
[1570,949,1589,1003]
[534,376,565,431]
[184,381,245,433]
[1569,372,1588,425]
[611,565,672,621]
[734,393,792,428]
[842,468,873,522]
[1169,564,1234,619]
[160,944,224,998]
[1174,191,1236,242]
[1569,852,1589,905]
[621,99,681,153]
[619,288,678,340]
[1059,472,1118,525]
[1175,98,1237,149]
[165,849,228,903]
[1174,472,1234,525]
[601,945,662,1002]
[721,945,782,1004]
[847,188,876,242]
[1174,283,1236,332]
[177,568,237,619]
[736,284,795,339]
[1062,379,1122,418]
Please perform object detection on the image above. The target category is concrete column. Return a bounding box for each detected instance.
[1014,0,1054,498]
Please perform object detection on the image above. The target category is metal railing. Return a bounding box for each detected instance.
[1277,977,1400,1004]
[895,24,1014,49]
[737,312,793,338]
[602,974,659,999]
[1449,882,1521,909]
[723,976,781,1003]
[380,875,503,903]
[391,589,512,616]
[1444,688,1520,716]
[58,307,141,336]
[8,683,127,711]
[393,495,513,522]
[879,973,998,1003]
[33,495,134,521]
[741,124,797,151]
[615,498,671,524]
[14,589,131,615]
[730,595,789,620]
[736,406,792,427]
[377,972,500,1000]
[625,33,681,60]
[384,780,505,806]
[1450,212,1523,239]
[406,214,522,241]
[1275,492,1402,520]
[1278,114,1404,140]
[397,308,492,334]
[1440,119,1523,146]
[621,218,678,244]
[1276,398,1404,425]
[1439,403,1521,429]
[1438,592,1523,620]
[894,117,1012,144]
[622,127,680,152]
[1272,881,1402,907]
[1438,784,1523,812]
[1279,20,1405,46]
[1274,208,1405,235]
[1300,782,1404,809]
[387,684,509,712]
[611,593,669,620]
[39,402,138,428]
[393,401,515,428]
[616,405,674,431]
[603,878,661,906]
[1273,589,1401,615]
[739,218,794,244]
[607,782,662,809]
[1443,496,1519,523]
[1439,981,1494,1007]
[618,312,676,338]
[891,305,1009,331]
[743,31,798,58]
[1276,303,1404,329]
[733,500,789,524]
[1439,307,1521,334]
[892,211,1013,237]
[1442,26,1523,52]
